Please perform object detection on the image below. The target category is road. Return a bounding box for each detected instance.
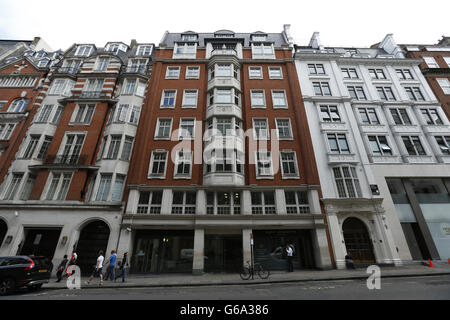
[2,274,450,300]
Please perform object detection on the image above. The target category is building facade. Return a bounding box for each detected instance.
[294,33,450,268]
[120,26,333,274]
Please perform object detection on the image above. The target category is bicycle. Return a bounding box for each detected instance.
[239,261,270,280]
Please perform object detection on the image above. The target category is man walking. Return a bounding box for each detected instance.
[104,250,117,281]
[85,250,104,286]
[285,244,294,272]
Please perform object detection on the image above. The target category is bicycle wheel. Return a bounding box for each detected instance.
[256,265,270,279]
[240,267,251,280]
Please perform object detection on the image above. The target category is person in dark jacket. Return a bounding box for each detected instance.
[56,255,68,282]
[115,252,129,283]
[345,254,355,269]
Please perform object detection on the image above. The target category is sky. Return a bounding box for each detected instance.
[0,0,449,51]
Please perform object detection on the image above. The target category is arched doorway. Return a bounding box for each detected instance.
[75,220,110,276]
[342,217,376,263]
[0,219,7,247]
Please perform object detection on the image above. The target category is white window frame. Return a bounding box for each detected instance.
[0,123,16,140]
[268,66,283,79]
[436,78,450,95]
[71,104,96,125]
[280,151,300,179]
[423,56,439,68]
[148,150,169,178]
[275,118,293,140]
[185,66,200,79]
[271,90,288,108]
[248,66,263,79]
[165,66,180,79]
[178,118,196,140]
[255,150,273,178]
[136,45,153,56]
[182,89,198,108]
[44,172,73,201]
[160,89,177,108]
[95,173,113,201]
[154,118,173,140]
[75,45,92,57]
[250,89,266,108]
[253,118,269,140]
[174,149,193,179]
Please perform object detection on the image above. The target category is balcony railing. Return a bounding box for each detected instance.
[70,91,110,99]
[54,66,79,75]
[211,49,237,57]
[121,65,150,76]
[44,154,89,166]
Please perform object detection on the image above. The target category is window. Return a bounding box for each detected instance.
[437,78,450,94]
[95,57,109,71]
[216,118,232,136]
[3,173,23,200]
[37,136,52,160]
[120,136,134,161]
[174,150,192,177]
[250,90,265,107]
[275,118,293,139]
[172,191,196,214]
[49,79,66,95]
[161,90,176,108]
[186,66,200,79]
[358,108,379,124]
[137,191,163,214]
[182,90,198,108]
[106,135,122,159]
[115,104,129,122]
[123,79,136,95]
[271,90,288,108]
[51,106,64,125]
[405,87,425,101]
[320,105,340,122]
[111,175,125,201]
[252,34,267,41]
[75,45,92,56]
[45,172,72,200]
[136,81,146,97]
[285,191,309,214]
[251,192,276,214]
[390,108,411,125]
[252,43,274,57]
[421,109,443,125]
[36,104,53,123]
[166,66,180,79]
[313,82,331,96]
[97,136,107,160]
[281,151,299,177]
[136,45,153,56]
[369,68,386,79]
[149,150,168,177]
[308,64,325,75]
[268,67,283,79]
[249,66,263,79]
[368,136,392,155]
[435,136,450,155]
[95,174,112,201]
[23,135,41,159]
[59,134,85,164]
[179,118,195,140]
[256,151,273,176]
[73,104,95,124]
[215,89,232,104]
[106,43,127,54]
[84,79,104,94]
[333,166,362,198]
[8,98,29,112]
[19,174,36,200]
[377,86,396,101]
[402,136,426,155]
[341,68,358,79]
[174,43,197,55]
[217,64,232,77]
[206,191,241,215]
[155,118,172,139]
[129,105,141,124]
[396,69,414,80]
[328,133,350,154]
[423,56,439,68]
[253,119,269,140]
[347,86,366,100]
[0,124,15,140]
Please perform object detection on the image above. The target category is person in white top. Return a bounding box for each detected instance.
[285,244,294,272]
[85,250,104,285]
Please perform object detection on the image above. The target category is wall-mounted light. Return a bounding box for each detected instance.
[4,235,13,244]
[14,211,19,217]
[61,236,68,246]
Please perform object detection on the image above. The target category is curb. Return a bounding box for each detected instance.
[42,270,450,290]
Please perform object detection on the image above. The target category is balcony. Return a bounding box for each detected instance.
[206,103,242,119]
[59,91,117,104]
[211,49,238,57]
[44,154,89,166]
[53,66,79,75]
[120,65,151,78]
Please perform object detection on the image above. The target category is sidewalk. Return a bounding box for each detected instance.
[44,264,450,290]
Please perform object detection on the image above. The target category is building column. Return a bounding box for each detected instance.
[307,189,321,215]
[242,190,252,215]
[326,211,347,269]
[161,189,172,215]
[242,229,252,266]
[196,189,206,215]
[192,228,204,275]
[311,226,333,270]
[275,189,287,215]
[116,227,133,257]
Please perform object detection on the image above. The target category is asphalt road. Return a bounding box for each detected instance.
[2,274,450,300]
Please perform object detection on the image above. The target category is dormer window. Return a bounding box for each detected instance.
[75,45,93,57]
[37,59,49,67]
[34,51,46,59]
[252,34,267,42]
[136,45,153,56]
[106,43,127,54]
[181,34,198,41]
[174,43,197,56]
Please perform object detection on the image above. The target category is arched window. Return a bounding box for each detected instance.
[8,98,29,112]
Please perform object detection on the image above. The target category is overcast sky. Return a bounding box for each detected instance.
[0,0,448,51]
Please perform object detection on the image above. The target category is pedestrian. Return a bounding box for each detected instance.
[85,250,104,286]
[104,250,117,281]
[66,250,78,277]
[55,255,68,282]
[115,252,129,283]
[345,254,355,270]
[285,244,294,272]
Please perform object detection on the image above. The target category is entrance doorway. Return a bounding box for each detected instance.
[76,220,110,276]
[0,219,6,247]
[204,235,242,273]
[18,228,61,260]
[401,222,431,260]
[342,218,376,263]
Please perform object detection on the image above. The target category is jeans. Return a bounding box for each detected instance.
[287,256,294,272]
[115,268,127,282]
[104,265,115,281]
